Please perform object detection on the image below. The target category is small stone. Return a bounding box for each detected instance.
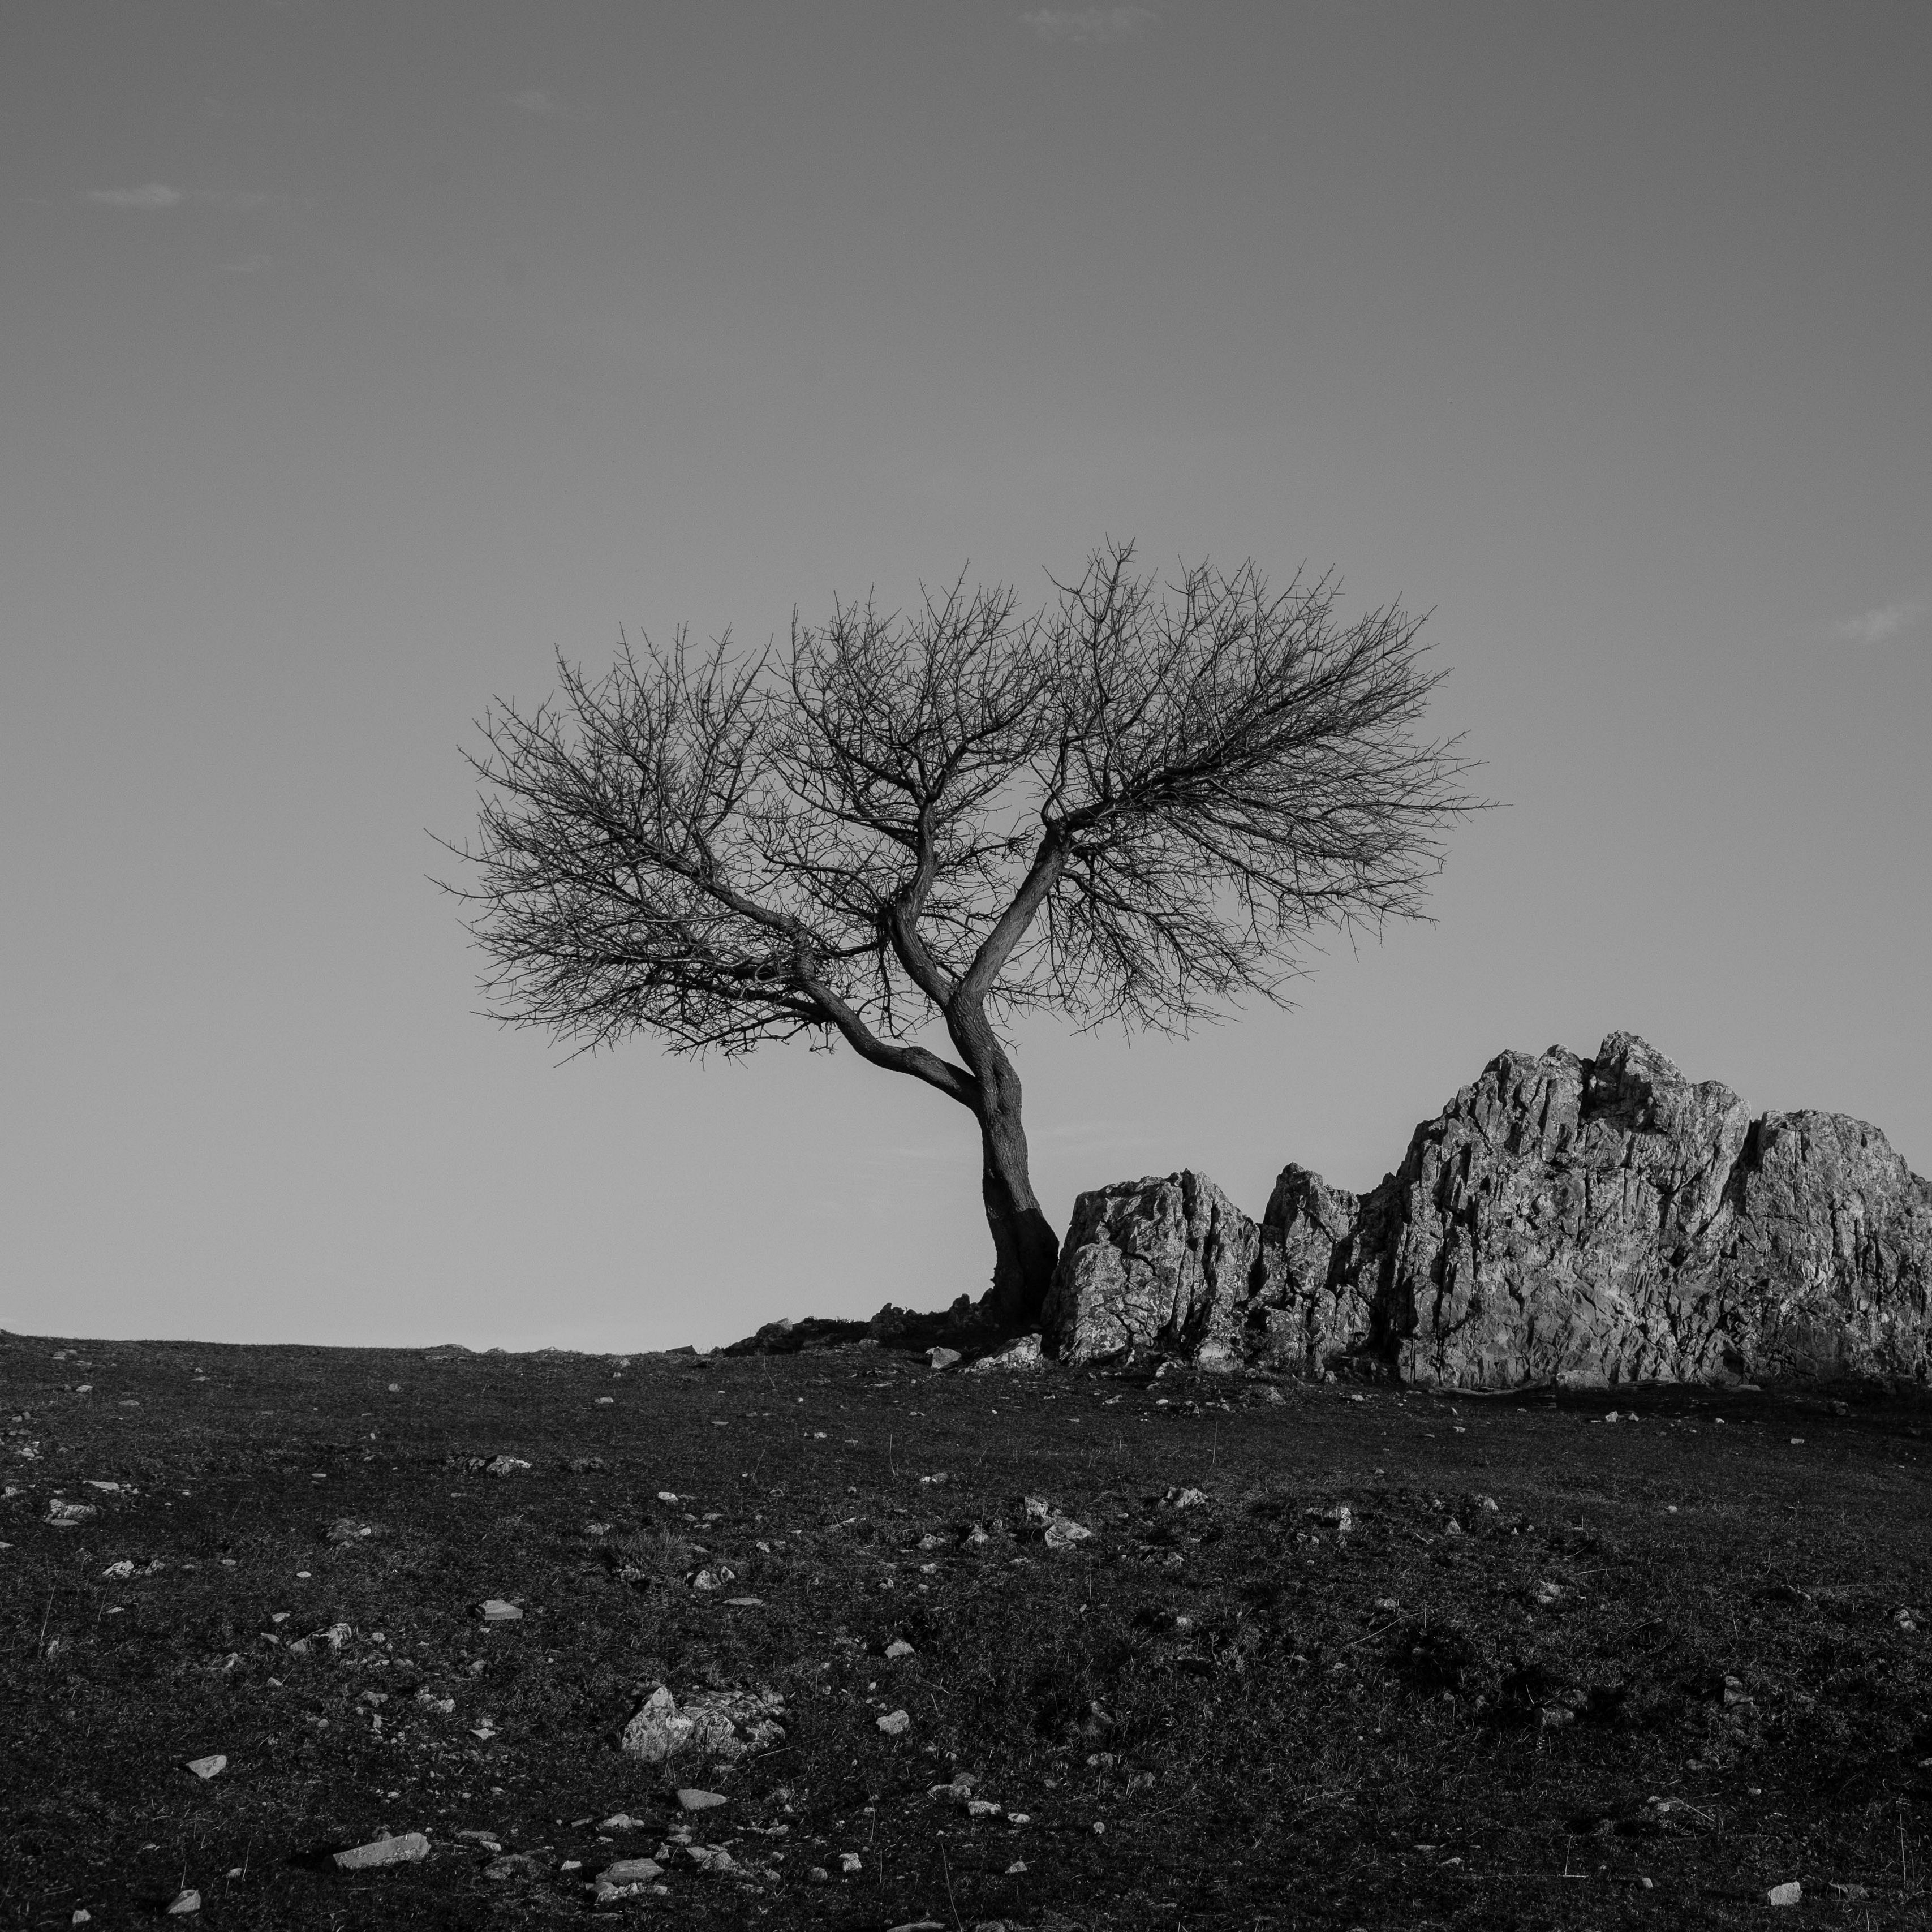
[656,1491,679,1503]
[333,1831,431,1870]
[1006,1859,1028,1874]
[596,1396,614,1405]
[1044,1514,1094,1551]
[808,1866,830,1881]
[677,1789,727,1810]
[1768,1881,1802,1907]
[183,1754,227,1780]
[1168,1487,1208,1509]
[885,1638,915,1659]
[600,1857,664,1884]
[477,1599,523,1621]
[72,1913,91,1925]
[840,1851,863,1874]
[102,1559,135,1579]
[965,1335,1044,1374]
[44,1499,97,1527]
[165,1890,200,1916]
[1534,1581,1563,1606]
[1477,1495,1500,1512]
[927,1348,961,1370]
[877,1708,911,1735]
[723,1595,765,1607]
[483,1456,531,1477]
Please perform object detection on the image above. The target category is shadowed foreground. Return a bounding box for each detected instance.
[4,1332,1931,1929]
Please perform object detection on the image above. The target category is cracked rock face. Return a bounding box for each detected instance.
[1045,1032,1932,1388]
[1039,1171,1258,1369]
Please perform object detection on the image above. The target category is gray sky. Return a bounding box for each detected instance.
[4,1,1927,1353]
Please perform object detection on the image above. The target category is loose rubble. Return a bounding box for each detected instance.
[621,1684,788,1765]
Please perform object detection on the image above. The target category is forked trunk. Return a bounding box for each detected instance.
[978,1092,1061,1327]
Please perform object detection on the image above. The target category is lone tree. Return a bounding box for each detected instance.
[451,544,1477,1326]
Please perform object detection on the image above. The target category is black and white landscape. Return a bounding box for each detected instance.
[3,6,1929,1929]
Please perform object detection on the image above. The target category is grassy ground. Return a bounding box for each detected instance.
[4,1329,1931,1931]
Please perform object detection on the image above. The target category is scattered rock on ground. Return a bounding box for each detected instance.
[1025,1495,1095,1550]
[620,1684,788,1765]
[182,1754,226,1780]
[677,1788,726,1810]
[965,1335,1045,1374]
[164,1890,199,1916]
[599,1857,664,1884]
[926,1346,962,1370]
[333,1831,431,1870]
[477,1599,523,1622]
[876,1707,911,1735]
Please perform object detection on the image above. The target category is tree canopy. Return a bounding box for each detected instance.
[450,543,1479,1321]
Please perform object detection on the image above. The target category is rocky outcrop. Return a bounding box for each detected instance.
[1045,1032,1932,1388]
[1039,1171,1259,1369]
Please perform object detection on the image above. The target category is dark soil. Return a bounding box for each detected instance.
[5,1329,1932,1930]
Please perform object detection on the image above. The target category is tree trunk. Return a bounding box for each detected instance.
[976,1087,1061,1328]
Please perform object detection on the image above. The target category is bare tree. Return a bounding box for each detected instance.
[448,543,1479,1325]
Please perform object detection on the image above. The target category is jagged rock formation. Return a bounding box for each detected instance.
[1044,1032,1932,1388]
[1040,1171,1260,1369]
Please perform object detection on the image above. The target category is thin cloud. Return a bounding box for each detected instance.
[81,184,272,213]
[1834,601,1924,646]
[1021,5,1156,41]
[84,183,183,209]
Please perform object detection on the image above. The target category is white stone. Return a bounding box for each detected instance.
[333,1831,430,1870]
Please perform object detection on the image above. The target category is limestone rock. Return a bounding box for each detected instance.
[332,1831,430,1870]
[963,1335,1043,1374]
[1366,1033,1930,1388]
[1044,1031,1931,1389]
[1042,1170,1259,1367]
[1251,1165,1374,1375]
[620,1684,787,1765]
